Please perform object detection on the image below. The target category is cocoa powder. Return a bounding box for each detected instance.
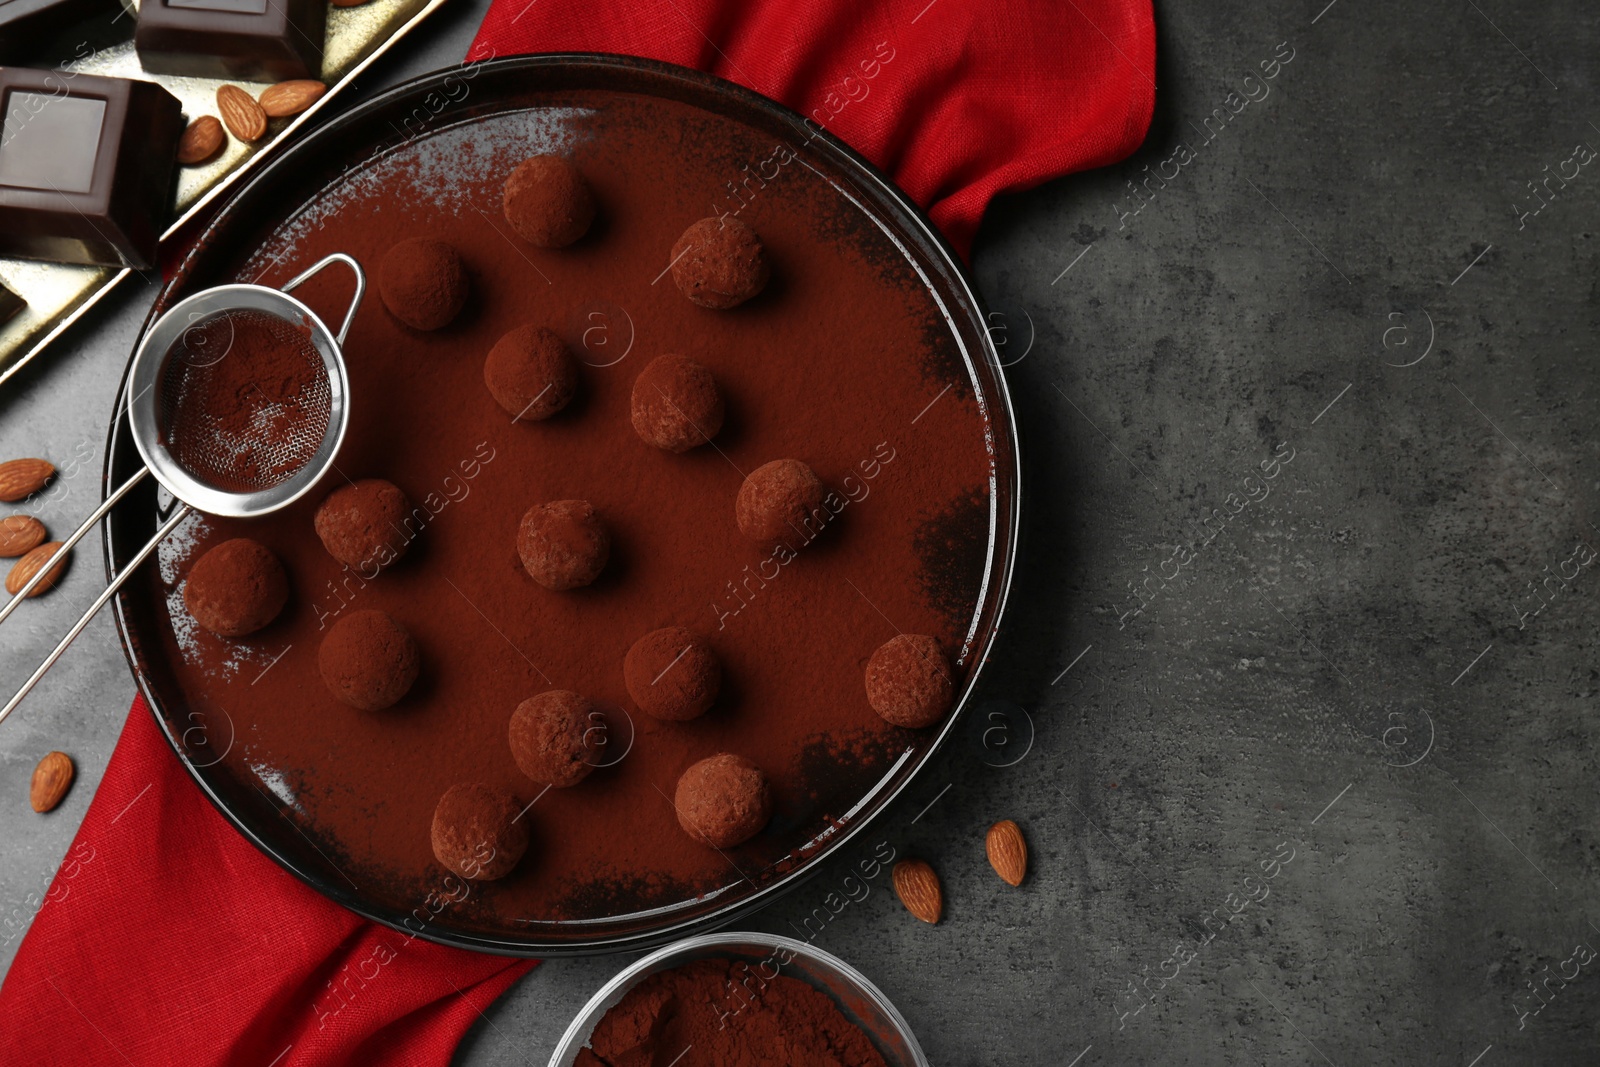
[146,89,993,933]
[584,957,887,1067]
[158,309,329,492]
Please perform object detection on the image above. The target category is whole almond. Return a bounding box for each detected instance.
[217,84,267,143]
[177,115,225,165]
[892,858,943,924]
[6,541,68,597]
[259,80,326,118]
[0,458,54,502]
[0,515,45,558]
[30,751,73,812]
[986,819,1028,886]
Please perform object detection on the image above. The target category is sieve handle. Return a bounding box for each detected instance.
[0,466,150,629]
[280,252,366,345]
[0,503,194,727]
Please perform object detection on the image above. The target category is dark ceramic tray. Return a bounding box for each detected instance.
[102,54,1020,956]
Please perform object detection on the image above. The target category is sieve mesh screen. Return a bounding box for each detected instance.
[155,309,332,493]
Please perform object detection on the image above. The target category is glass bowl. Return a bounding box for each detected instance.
[547,931,930,1067]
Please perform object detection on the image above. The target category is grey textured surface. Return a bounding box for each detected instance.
[3,1,1599,1064]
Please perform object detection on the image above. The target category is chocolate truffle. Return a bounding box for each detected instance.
[670,217,769,309]
[865,634,954,728]
[430,782,529,881]
[313,478,411,572]
[317,609,420,710]
[183,538,288,637]
[624,627,721,721]
[379,238,468,331]
[502,154,596,248]
[484,325,579,421]
[674,753,773,848]
[735,459,825,547]
[631,355,724,453]
[509,690,596,788]
[518,500,609,591]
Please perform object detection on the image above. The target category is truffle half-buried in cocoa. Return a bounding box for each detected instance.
[518,499,610,590]
[624,626,720,721]
[183,538,288,637]
[630,354,724,453]
[509,690,596,788]
[430,782,529,880]
[317,609,420,710]
[484,324,579,421]
[378,237,469,331]
[502,154,596,248]
[735,458,825,547]
[670,216,770,309]
[313,478,411,572]
[674,752,772,848]
[865,633,954,728]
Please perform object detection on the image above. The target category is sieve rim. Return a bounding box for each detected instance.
[126,283,350,519]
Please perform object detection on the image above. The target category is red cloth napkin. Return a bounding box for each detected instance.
[470,0,1157,259]
[0,2,1152,1063]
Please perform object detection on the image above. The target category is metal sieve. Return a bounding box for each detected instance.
[0,253,364,724]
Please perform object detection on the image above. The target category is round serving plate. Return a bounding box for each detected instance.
[103,54,1020,956]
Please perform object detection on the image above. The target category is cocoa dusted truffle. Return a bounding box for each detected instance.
[735,459,825,547]
[313,478,411,572]
[518,499,610,590]
[865,634,954,728]
[670,217,769,309]
[503,154,596,248]
[183,538,288,637]
[674,753,772,848]
[485,324,579,421]
[318,609,420,710]
[378,237,468,331]
[430,782,529,881]
[624,627,721,721]
[631,355,724,453]
[509,690,596,788]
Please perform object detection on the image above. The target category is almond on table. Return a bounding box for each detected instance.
[259,80,327,118]
[177,115,226,165]
[217,84,267,143]
[0,515,46,558]
[6,541,68,597]
[986,819,1028,886]
[893,858,944,924]
[30,751,73,813]
[0,458,54,502]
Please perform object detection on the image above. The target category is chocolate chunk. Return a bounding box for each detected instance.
[0,69,183,269]
[0,0,117,63]
[134,0,328,82]
[0,277,23,325]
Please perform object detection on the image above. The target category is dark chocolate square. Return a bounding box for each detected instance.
[135,0,327,82]
[0,0,120,64]
[0,275,23,325]
[0,67,183,269]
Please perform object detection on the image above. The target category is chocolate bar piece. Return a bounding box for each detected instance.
[0,277,22,325]
[135,0,327,82]
[0,0,119,64]
[0,67,183,269]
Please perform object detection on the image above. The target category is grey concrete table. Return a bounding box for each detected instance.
[4,2,1598,1064]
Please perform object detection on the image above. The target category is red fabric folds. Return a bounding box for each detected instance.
[469,0,1156,259]
[0,699,533,1065]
